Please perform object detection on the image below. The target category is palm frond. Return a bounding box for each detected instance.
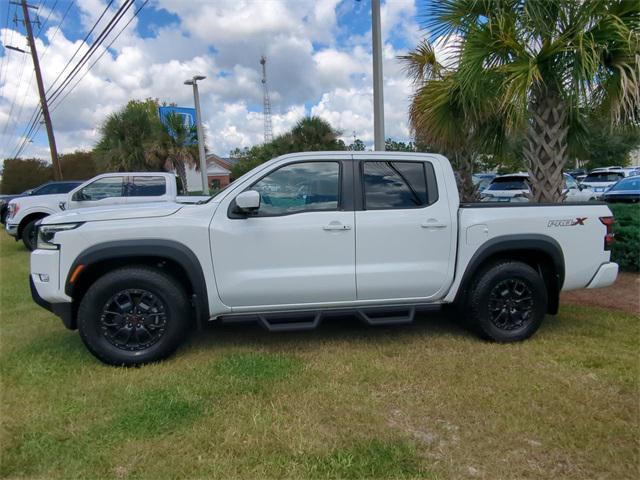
[398,39,444,83]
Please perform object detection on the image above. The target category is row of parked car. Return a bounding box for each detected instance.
[0,172,206,250]
[473,166,640,203]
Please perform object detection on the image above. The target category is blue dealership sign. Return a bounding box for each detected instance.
[158,106,197,143]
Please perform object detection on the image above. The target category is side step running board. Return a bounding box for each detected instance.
[357,306,416,326]
[257,312,322,332]
[220,305,424,332]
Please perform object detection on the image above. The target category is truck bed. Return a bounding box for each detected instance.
[448,202,614,300]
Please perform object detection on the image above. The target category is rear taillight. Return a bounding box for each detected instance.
[599,216,615,251]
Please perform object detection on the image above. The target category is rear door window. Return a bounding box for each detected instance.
[129,176,167,196]
[362,161,437,209]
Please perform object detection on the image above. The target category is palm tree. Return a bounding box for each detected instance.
[290,116,345,151]
[400,41,503,201]
[421,0,639,202]
[94,99,162,171]
[144,112,199,190]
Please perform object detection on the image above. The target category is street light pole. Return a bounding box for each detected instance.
[185,75,208,193]
[371,0,385,151]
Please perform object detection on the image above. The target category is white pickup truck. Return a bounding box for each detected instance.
[6,172,207,250]
[29,152,618,366]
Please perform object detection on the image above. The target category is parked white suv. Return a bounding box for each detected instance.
[580,170,626,197]
[6,172,207,250]
[29,152,618,365]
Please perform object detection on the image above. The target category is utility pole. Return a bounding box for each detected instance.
[371,0,385,151]
[184,75,208,193]
[13,0,62,179]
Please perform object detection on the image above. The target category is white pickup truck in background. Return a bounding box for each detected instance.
[6,172,208,250]
[29,151,618,366]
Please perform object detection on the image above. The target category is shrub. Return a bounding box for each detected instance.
[609,203,640,272]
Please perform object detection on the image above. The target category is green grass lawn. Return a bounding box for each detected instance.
[1,233,638,479]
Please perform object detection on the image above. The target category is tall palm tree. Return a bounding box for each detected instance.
[422,0,639,202]
[145,112,200,190]
[401,41,504,201]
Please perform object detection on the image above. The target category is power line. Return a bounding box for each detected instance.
[0,2,18,91]
[51,0,149,112]
[11,108,42,159]
[44,0,113,95]
[46,0,129,103]
[1,44,28,136]
[6,0,72,157]
[40,0,73,60]
[0,1,13,87]
[36,0,57,36]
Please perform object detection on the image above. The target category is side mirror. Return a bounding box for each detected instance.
[235,190,261,213]
[72,190,88,201]
[59,201,67,211]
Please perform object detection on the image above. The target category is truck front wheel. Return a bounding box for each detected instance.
[468,261,547,342]
[78,266,190,366]
[21,218,41,251]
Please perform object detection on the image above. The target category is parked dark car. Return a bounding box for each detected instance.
[0,181,82,224]
[602,176,640,203]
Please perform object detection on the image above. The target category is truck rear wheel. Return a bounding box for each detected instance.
[468,261,547,342]
[78,266,190,366]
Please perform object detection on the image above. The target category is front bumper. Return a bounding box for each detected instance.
[586,262,619,289]
[30,248,76,329]
[5,222,18,237]
[29,275,75,329]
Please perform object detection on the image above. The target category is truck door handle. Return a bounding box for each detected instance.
[323,223,352,231]
[421,220,447,229]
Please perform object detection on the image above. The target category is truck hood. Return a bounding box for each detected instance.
[41,202,182,225]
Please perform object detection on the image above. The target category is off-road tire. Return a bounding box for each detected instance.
[78,266,190,366]
[21,218,40,251]
[467,260,547,342]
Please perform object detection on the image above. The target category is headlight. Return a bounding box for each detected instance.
[36,223,82,250]
[8,203,19,218]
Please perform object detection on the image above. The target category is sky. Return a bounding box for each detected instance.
[0,0,437,161]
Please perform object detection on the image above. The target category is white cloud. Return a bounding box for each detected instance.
[0,0,423,161]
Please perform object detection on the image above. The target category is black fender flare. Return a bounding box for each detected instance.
[66,239,209,326]
[454,234,565,314]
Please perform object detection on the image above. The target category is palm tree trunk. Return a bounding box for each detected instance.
[451,150,478,203]
[524,88,569,203]
[174,160,190,194]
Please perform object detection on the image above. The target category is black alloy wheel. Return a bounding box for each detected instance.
[487,279,534,331]
[100,288,168,351]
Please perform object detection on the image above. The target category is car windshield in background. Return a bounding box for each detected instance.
[610,178,640,191]
[32,182,82,195]
[584,172,624,182]
[487,178,528,191]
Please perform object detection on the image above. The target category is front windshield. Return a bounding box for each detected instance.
[487,178,528,191]
[610,178,640,191]
[584,172,624,182]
